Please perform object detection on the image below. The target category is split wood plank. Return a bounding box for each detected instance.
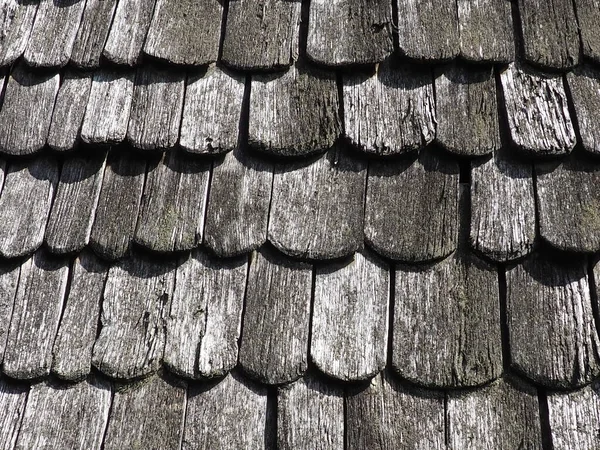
[0,378,28,450]
[574,0,600,64]
[0,261,19,365]
[70,0,117,69]
[0,0,38,67]
[566,65,600,155]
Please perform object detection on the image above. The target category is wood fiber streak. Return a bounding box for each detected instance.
[3,252,69,380]
[92,255,176,379]
[180,65,244,154]
[70,0,117,68]
[566,66,600,154]
[165,250,247,379]
[15,378,111,450]
[507,255,600,388]
[575,0,600,63]
[0,0,37,67]
[239,248,312,385]
[307,0,393,66]
[343,61,435,155]
[0,379,27,450]
[269,147,366,260]
[0,262,19,364]
[249,65,341,156]
[223,0,300,70]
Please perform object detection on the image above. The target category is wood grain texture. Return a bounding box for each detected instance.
[0,0,38,67]
[249,65,341,156]
[0,378,27,450]
[507,254,600,388]
[52,252,108,381]
[92,254,176,379]
[15,378,111,450]
[575,0,600,63]
[0,262,19,365]
[343,61,435,155]
[566,66,600,155]
[70,0,117,68]
[269,146,366,260]
[204,147,273,257]
[165,250,247,379]
[144,0,222,66]
[3,251,69,380]
[500,63,576,156]
[0,157,58,259]
[0,65,59,156]
[307,0,393,66]
[435,63,500,156]
[239,248,312,385]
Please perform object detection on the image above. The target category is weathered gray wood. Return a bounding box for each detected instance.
[346,373,445,449]
[143,0,222,66]
[81,70,135,146]
[0,65,59,156]
[343,61,435,155]
[52,252,108,381]
[517,0,580,69]
[89,151,146,261]
[3,251,69,379]
[447,379,542,448]
[15,378,111,450]
[127,65,185,150]
[500,63,576,156]
[102,0,156,66]
[435,63,500,156]
[0,377,27,450]
[306,0,393,66]
[0,0,38,67]
[45,154,106,255]
[269,145,366,260]
[0,262,19,365]
[566,66,600,155]
[104,375,186,450]
[239,248,312,385]
[92,254,176,379]
[365,149,459,262]
[507,254,600,388]
[278,375,344,450]
[23,0,86,68]
[249,65,341,156]
[575,0,600,63]
[0,157,58,259]
[70,0,117,68]
[134,150,210,253]
[183,373,269,449]
[397,0,459,61]
[180,65,245,154]
[165,250,247,379]
[204,147,273,257]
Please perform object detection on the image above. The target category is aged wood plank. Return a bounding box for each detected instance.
[92,254,176,379]
[70,0,117,68]
[500,63,576,156]
[507,254,600,388]
[204,147,273,257]
[15,378,111,449]
[566,66,600,155]
[0,262,19,365]
[0,0,38,67]
[0,157,58,259]
[3,251,69,379]
[343,60,435,156]
[249,65,341,156]
[0,378,27,450]
[165,250,247,379]
[180,65,245,154]
[52,252,108,381]
[239,248,312,385]
[575,0,600,63]
[269,145,366,260]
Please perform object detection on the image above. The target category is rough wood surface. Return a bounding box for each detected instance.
[0,65,59,156]
[165,250,247,379]
[180,65,245,154]
[500,64,576,156]
[239,248,312,385]
[307,0,393,66]
[269,146,366,260]
[575,0,600,63]
[346,373,445,449]
[183,373,269,450]
[144,0,222,66]
[0,262,20,365]
[343,61,435,155]
[16,378,111,449]
[0,0,38,67]
[566,66,600,155]
[70,0,117,68]
[3,251,69,380]
[52,252,108,381]
[435,63,500,156]
[507,254,600,388]
[249,65,341,156]
[127,65,185,150]
[0,378,27,450]
[365,149,459,262]
[92,254,176,379]
[204,147,273,257]
[0,157,58,259]
[278,375,344,450]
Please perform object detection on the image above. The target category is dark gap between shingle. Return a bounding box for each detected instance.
[509,0,525,63]
[98,377,116,450]
[50,256,76,364]
[443,391,450,447]
[1,260,23,364]
[336,70,345,136]
[342,385,348,450]
[390,0,400,53]
[298,0,310,61]
[586,259,600,351]
[531,164,541,241]
[537,388,554,450]
[235,252,253,354]
[265,385,278,450]
[562,71,585,151]
[177,382,189,450]
[569,0,585,59]
[498,264,512,373]
[217,0,230,62]
[199,159,215,248]
[386,265,396,368]
[93,263,110,342]
[458,159,471,184]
